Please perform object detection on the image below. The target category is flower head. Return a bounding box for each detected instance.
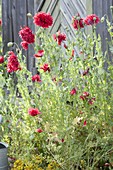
[70,88,77,95]
[80,92,90,100]
[83,92,90,97]
[83,120,87,126]
[61,138,64,143]
[32,74,41,82]
[28,108,41,116]
[19,26,35,44]
[34,50,44,58]
[36,128,43,133]
[7,52,21,73]
[0,19,2,26]
[84,14,100,25]
[88,97,96,105]
[21,41,28,50]
[40,63,50,72]
[53,31,66,45]
[72,14,84,29]
[33,12,53,28]
[0,56,4,64]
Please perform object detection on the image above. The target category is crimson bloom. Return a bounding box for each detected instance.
[40,63,50,72]
[53,31,66,45]
[34,50,44,58]
[28,108,41,116]
[0,19,2,26]
[72,14,84,29]
[7,52,21,73]
[8,51,14,55]
[0,56,4,64]
[70,88,77,95]
[36,128,43,133]
[83,120,87,126]
[83,92,90,97]
[19,26,35,44]
[61,138,64,143]
[88,97,96,105]
[80,92,90,100]
[84,14,100,25]
[21,41,28,50]
[33,12,53,28]
[32,74,41,82]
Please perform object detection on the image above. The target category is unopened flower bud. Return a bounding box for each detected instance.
[7,42,14,47]
[27,13,32,18]
[110,6,113,10]
[16,48,20,54]
[101,17,105,23]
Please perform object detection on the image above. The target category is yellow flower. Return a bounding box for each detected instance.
[24,162,34,170]
[34,155,43,164]
[13,160,24,169]
[37,168,44,170]
[46,161,60,170]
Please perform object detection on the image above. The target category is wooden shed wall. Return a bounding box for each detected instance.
[93,0,113,54]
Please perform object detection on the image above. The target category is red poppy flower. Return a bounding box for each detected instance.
[8,51,14,55]
[72,14,84,29]
[21,41,28,50]
[0,56,4,64]
[32,74,41,82]
[36,128,43,133]
[61,138,64,143]
[53,31,66,45]
[0,19,2,26]
[88,97,96,105]
[34,50,44,58]
[104,163,110,167]
[83,120,87,126]
[83,92,90,97]
[19,26,35,44]
[80,92,90,100]
[7,53,21,73]
[84,14,100,25]
[70,88,77,95]
[33,12,53,28]
[40,63,50,72]
[28,108,41,116]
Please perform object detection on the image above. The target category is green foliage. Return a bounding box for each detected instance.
[0,16,113,170]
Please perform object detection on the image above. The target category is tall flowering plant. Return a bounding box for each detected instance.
[1,12,113,169]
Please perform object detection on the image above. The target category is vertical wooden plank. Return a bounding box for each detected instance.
[93,0,113,54]
[12,0,27,46]
[2,0,13,54]
[27,0,36,72]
